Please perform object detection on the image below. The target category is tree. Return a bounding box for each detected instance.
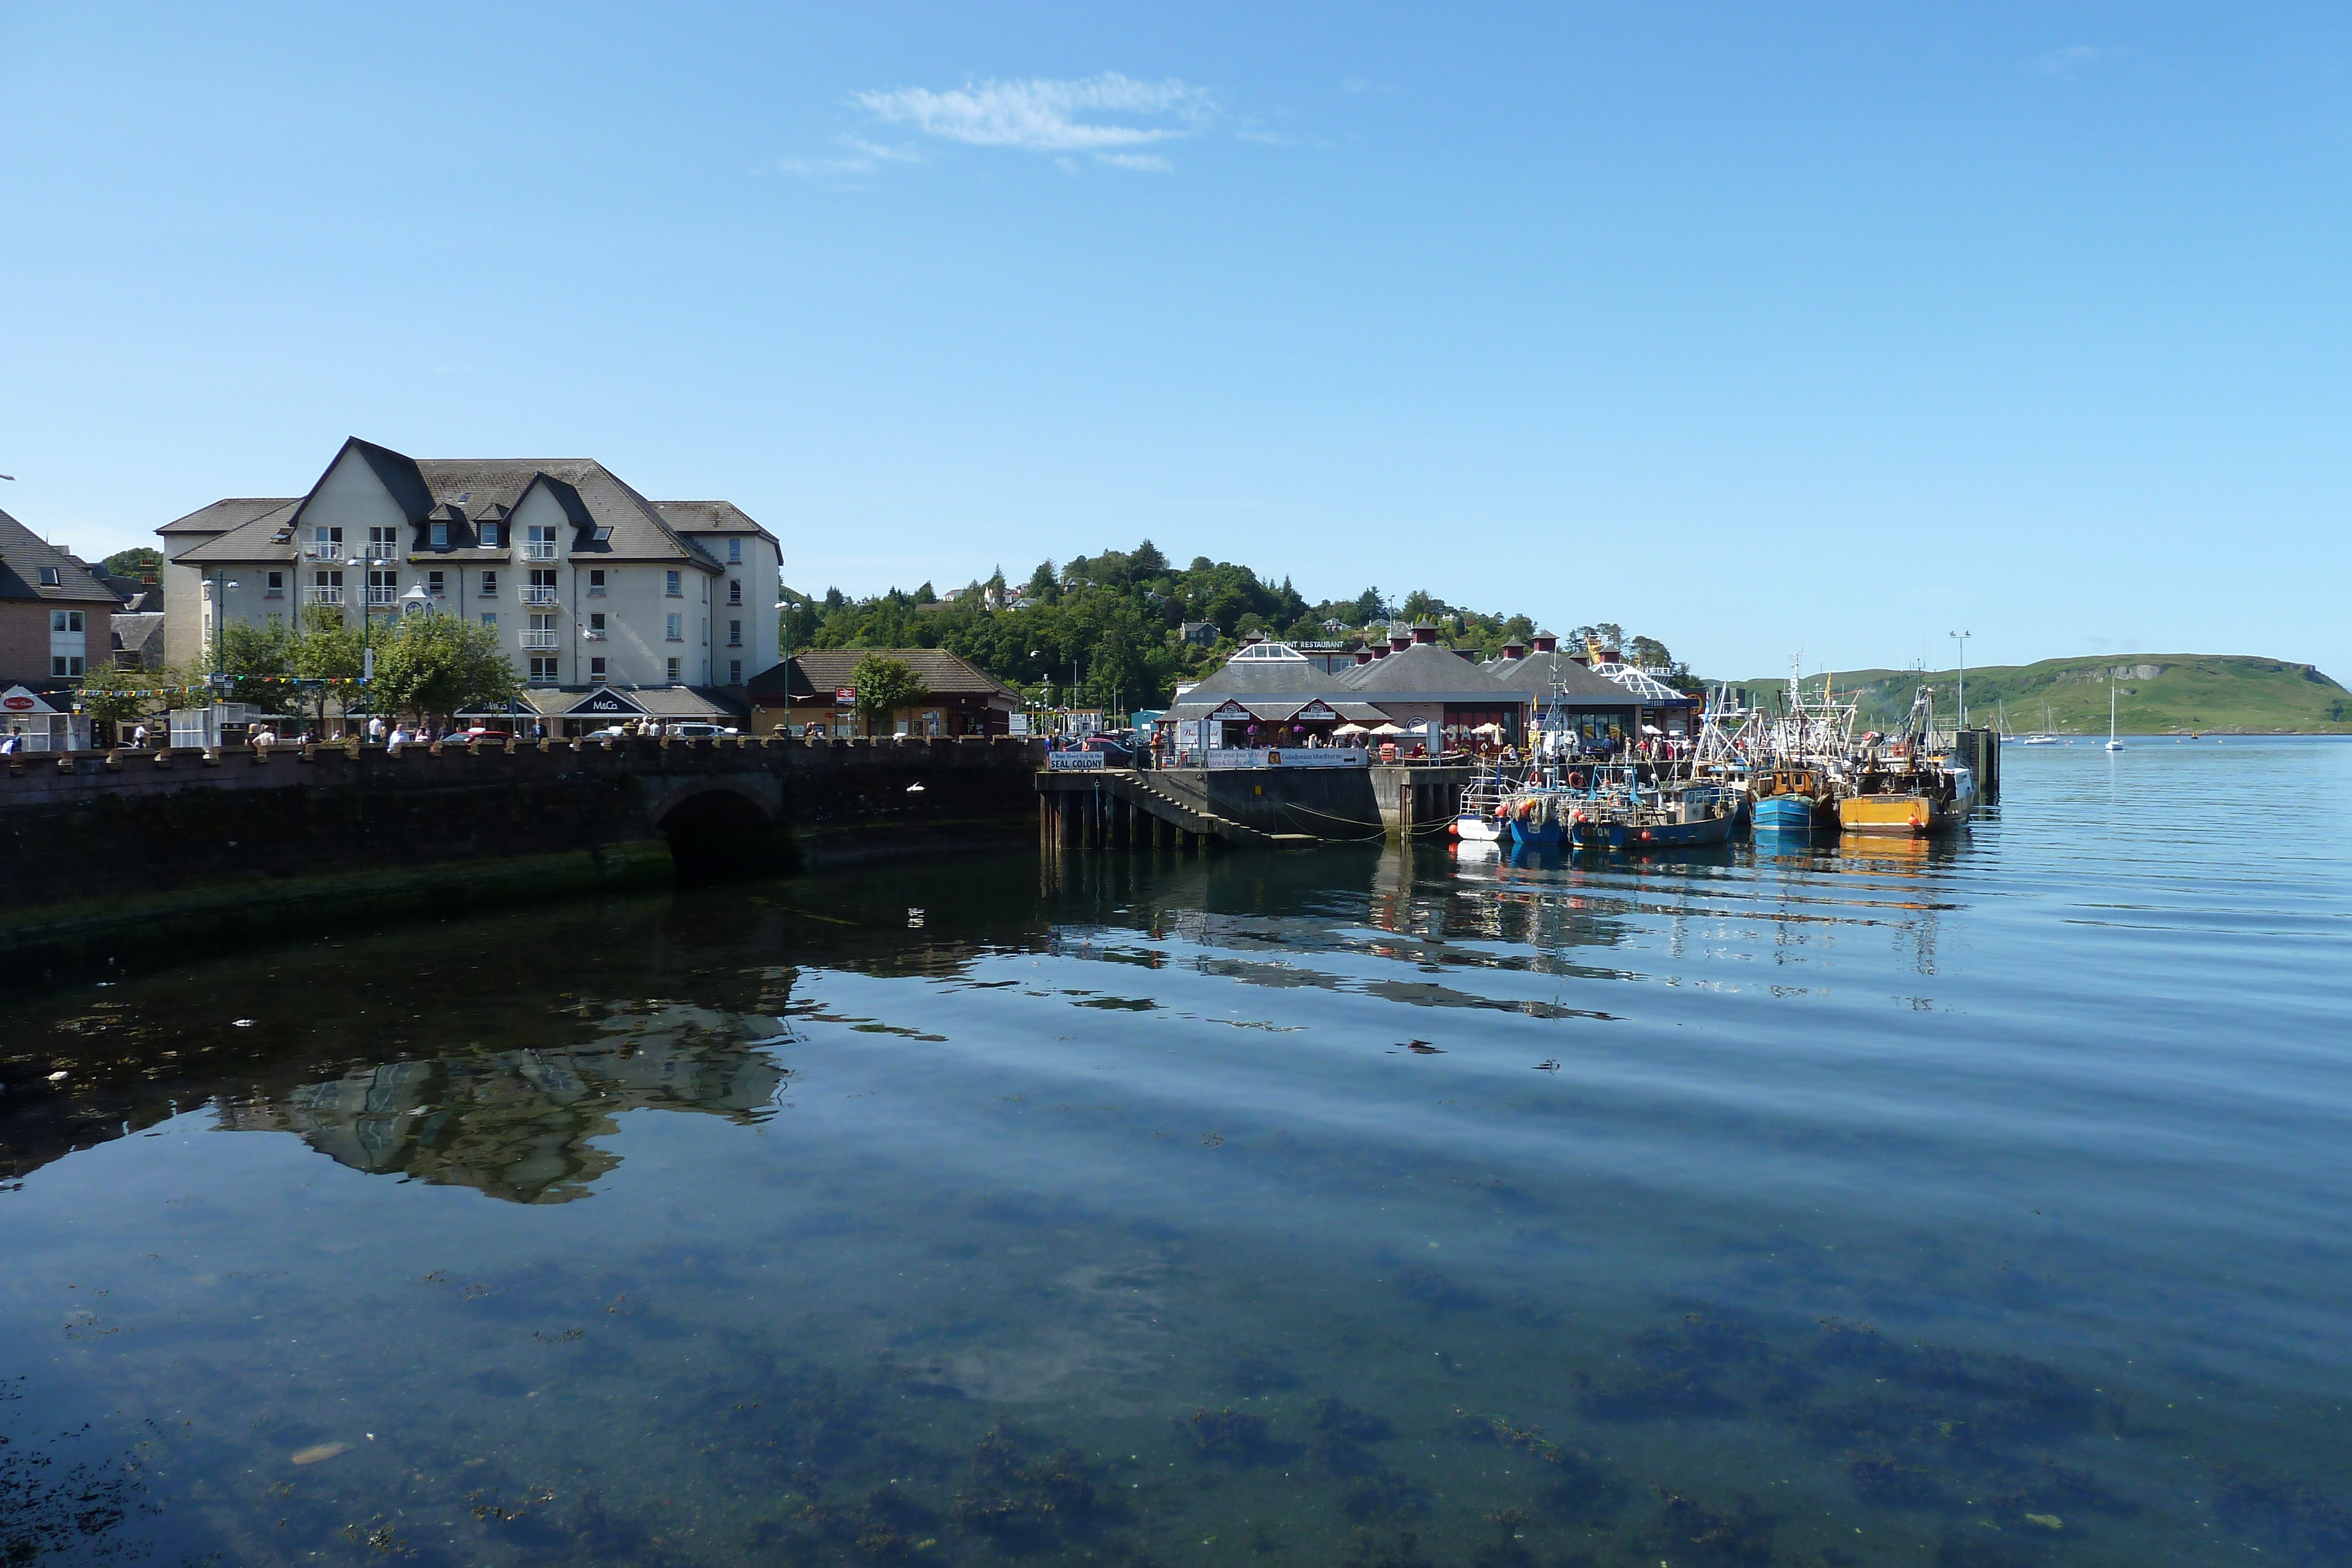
[75,658,169,743]
[848,654,928,734]
[193,619,302,714]
[289,606,365,730]
[101,546,163,578]
[1625,635,1674,671]
[372,612,518,726]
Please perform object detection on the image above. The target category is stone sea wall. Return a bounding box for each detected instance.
[1,734,1043,972]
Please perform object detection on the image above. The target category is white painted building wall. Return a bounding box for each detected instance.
[175,449,783,694]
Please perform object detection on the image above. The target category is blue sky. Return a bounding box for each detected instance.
[2,3,2344,678]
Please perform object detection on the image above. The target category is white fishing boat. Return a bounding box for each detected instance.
[2104,684,2124,751]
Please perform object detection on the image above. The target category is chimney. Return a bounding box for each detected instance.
[1389,631,1411,653]
[1352,648,1374,665]
[1501,641,1526,661]
[1411,623,1438,646]
[1531,631,1558,654]
[141,569,158,589]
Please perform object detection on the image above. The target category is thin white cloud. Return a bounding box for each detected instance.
[854,73,1215,167]
[779,134,924,180]
[2029,45,2117,77]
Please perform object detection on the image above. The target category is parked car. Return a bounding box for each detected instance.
[663,722,740,738]
[1074,734,1137,765]
[580,725,632,740]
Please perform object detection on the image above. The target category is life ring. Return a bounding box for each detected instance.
[1567,770,1585,788]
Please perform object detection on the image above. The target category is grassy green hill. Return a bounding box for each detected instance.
[1735,654,2352,735]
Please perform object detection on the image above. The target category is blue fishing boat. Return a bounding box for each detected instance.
[1749,766,1830,834]
[1562,774,1738,852]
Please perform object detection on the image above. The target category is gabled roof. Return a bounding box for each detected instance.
[746,648,1023,703]
[1332,641,1518,700]
[110,612,168,657]
[0,509,120,606]
[653,501,780,551]
[172,440,760,573]
[1180,646,1332,700]
[159,497,300,536]
[1483,650,1640,705]
[176,502,302,564]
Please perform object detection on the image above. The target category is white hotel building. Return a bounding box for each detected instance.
[161,438,780,728]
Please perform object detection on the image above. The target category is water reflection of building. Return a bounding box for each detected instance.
[217,1002,786,1203]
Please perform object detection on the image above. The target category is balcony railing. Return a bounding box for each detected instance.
[581,628,607,641]
[520,631,558,650]
[305,543,345,561]
[522,543,557,560]
[366,587,396,607]
[522,587,558,604]
[302,587,344,606]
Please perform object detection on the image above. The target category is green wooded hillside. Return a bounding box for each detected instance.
[1738,655,2352,734]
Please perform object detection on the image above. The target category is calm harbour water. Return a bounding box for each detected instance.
[5,738,2350,1567]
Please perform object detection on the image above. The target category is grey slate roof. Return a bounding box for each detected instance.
[1178,653,1337,700]
[167,440,769,573]
[0,509,120,606]
[1332,641,1519,701]
[158,497,298,536]
[110,611,169,667]
[653,501,780,549]
[1482,650,1641,706]
[175,506,303,564]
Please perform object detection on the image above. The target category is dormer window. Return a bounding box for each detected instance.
[479,520,502,548]
[430,521,450,550]
[592,526,613,544]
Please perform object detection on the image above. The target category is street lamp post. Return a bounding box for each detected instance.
[1949,630,1972,730]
